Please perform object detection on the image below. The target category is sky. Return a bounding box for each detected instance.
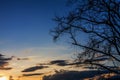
[0,0,68,50]
[0,0,116,80]
[0,0,76,79]
[0,0,73,57]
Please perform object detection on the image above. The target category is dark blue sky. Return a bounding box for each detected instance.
[0,0,69,50]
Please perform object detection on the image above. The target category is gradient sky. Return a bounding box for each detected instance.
[0,0,69,49]
[0,0,73,56]
[0,0,118,80]
[0,0,76,78]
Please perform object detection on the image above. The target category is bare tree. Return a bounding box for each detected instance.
[51,0,120,74]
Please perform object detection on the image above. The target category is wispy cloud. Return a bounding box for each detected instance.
[49,60,68,66]
[1,45,73,74]
[3,45,73,63]
[22,73,43,76]
[0,67,12,70]
[17,57,31,60]
[22,65,48,72]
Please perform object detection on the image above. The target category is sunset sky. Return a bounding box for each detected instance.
[0,0,76,80]
[1,0,119,80]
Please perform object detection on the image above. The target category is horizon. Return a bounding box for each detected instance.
[0,0,76,79]
[0,0,119,80]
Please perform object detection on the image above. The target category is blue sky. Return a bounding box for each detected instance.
[0,0,69,50]
[0,0,76,76]
[0,0,74,61]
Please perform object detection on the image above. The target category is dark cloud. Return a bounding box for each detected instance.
[37,63,48,65]
[17,57,30,60]
[0,57,13,61]
[43,70,110,80]
[0,54,4,56]
[0,67,12,70]
[0,61,9,67]
[0,54,13,69]
[36,59,76,67]
[22,65,48,72]
[50,60,69,66]
[35,59,84,69]
[22,73,43,76]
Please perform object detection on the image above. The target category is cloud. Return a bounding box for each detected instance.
[49,60,69,66]
[3,45,73,63]
[0,61,9,67]
[43,70,110,80]
[36,59,76,67]
[0,54,13,69]
[0,57,13,61]
[36,59,70,66]
[0,54,4,56]
[0,54,14,61]
[22,73,43,76]
[0,67,12,70]
[17,57,30,60]
[22,65,48,72]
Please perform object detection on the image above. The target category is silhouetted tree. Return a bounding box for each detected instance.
[51,0,120,74]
